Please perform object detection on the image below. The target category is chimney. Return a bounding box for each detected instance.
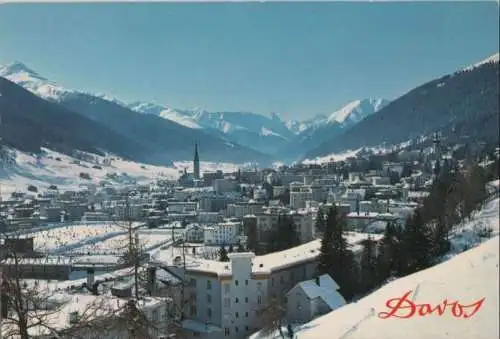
[87,267,95,287]
[315,276,320,286]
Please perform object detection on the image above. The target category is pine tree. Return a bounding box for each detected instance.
[403,210,433,274]
[219,246,229,262]
[317,206,336,276]
[314,208,325,235]
[318,205,357,299]
[359,236,378,293]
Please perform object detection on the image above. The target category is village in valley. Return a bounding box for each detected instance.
[0,134,498,338]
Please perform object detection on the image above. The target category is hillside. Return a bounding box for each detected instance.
[58,93,274,165]
[0,77,148,161]
[0,148,179,199]
[295,237,499,339]
[305,55,500,159]
[129,102,295,157]
[0,62,275,165]
[251,196,499,339]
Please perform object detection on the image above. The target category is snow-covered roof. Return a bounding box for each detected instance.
[166,232,382,276]
[292,274,346,310]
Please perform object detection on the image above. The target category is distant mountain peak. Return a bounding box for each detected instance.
[326,98,389,126]
[0,61,47,81]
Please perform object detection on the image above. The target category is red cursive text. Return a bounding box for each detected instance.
[378,290,485,319]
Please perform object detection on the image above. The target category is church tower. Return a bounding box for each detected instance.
[193,142,200,180]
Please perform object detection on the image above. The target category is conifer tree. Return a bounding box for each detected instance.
[403,210,433,274]
[318,205,357,299]
[359,236,378,293]
[314,208,325,235]
[219,245,229,262]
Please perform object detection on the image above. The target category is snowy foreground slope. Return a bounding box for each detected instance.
[296,237,499,339]
[251,198,500,339]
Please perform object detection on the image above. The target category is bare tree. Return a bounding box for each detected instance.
[255,296,288,339]
[0,226,69,339]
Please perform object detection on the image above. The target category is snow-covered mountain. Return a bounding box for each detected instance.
[0,62,274,165]
[327,98,389,126]
[462,52,500,72]
[128,102,295,156]
[285,98,389,136]
[0,60,388,162]
[0,61,73,101]
[278,98,390,161]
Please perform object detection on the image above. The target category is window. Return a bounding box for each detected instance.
[257,296,262,305]
[245,312,249,317]
[207,308,212,318]
[207,280,212,290]
[224,298,231,307]
[189,278,197,287]
[207,294,212,303]
[235,327,239,333]
[257,282,263,291]
[245,326,249,331]
[245,279,248,285]
[235,312,239,318]
[235,297,239,303]
[225,328,230,336]
[235,280,239,286]
[271,278,275,286]
[245,297,248,303]
[152,310,158,322]
[224,283,230,294]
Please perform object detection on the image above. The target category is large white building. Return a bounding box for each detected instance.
[203,221,241,245]
[225,202,264,219]
[290,183,312,209]
[163,232,379,339]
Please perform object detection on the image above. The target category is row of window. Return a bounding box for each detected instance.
[224,326,250,336]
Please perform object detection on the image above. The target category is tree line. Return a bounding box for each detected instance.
[317,160,496,301]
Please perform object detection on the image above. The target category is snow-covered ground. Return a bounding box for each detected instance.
[302,148,365,165]
[28,223,126,253]
[293,237,499,339]
[0,148,179,200]
[72,229,173,256]
[251,198,500,339]
[173,161,242,174]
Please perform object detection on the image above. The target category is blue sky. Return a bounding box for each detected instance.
[0,2,498,120]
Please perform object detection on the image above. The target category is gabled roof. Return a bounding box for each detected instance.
[291,274,346,310]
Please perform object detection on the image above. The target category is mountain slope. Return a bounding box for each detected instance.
[0,62,274,165]
[129,102,294,157]
[0,76,148,161]
[58,93,274,165]
[280,98,389,161]
[305,54,500,159]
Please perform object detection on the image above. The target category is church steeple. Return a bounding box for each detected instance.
[193,142,200,180]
